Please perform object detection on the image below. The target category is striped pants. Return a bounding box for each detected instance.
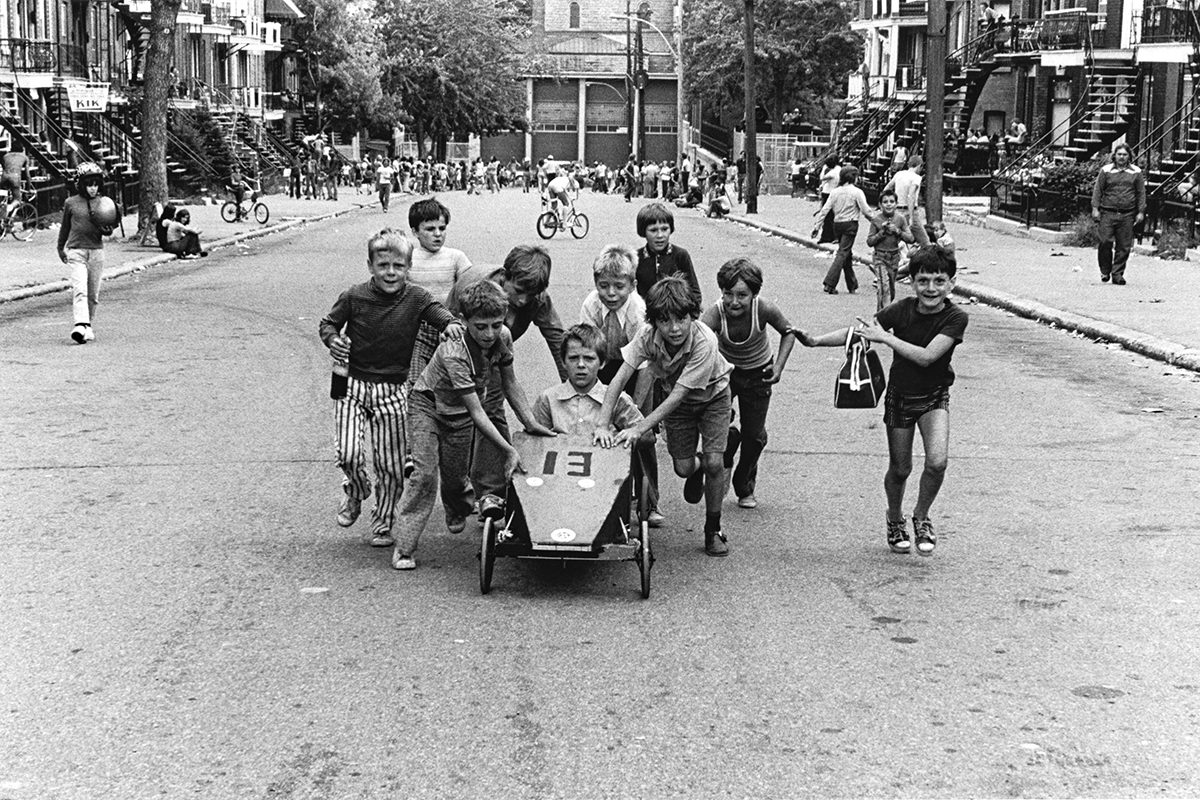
[335,377,408,536]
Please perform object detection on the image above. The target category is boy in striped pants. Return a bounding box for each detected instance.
[319,229,463,547]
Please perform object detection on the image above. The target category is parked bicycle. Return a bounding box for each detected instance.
[0,185,39,242]
[220,182,270,224]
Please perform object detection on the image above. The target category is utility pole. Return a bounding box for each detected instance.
[925,0,947,224]
[744,0,757,214]
[626,0,634,159]
[636,3,649,163]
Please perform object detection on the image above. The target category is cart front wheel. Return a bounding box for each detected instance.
[253,202,270,225]
[220,201,239,223]
[9,202,38,241]
[638,521,652,599]
[570,213,589,239]
[479,517,497,595]
[536,211,558,239]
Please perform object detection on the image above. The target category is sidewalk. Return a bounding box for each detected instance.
[0,191,381,304]
[727,194,1200,373]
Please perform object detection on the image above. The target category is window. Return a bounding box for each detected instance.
[569,1,580,28]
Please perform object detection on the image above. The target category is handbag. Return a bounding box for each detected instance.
[834,329,886,409]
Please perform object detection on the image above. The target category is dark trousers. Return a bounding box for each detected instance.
[1097,210,1135,279]
[817,193,836,243]
[163,233,202,257]
[823,220,860,292]
[288,172,301,198]
[727,365,772,498]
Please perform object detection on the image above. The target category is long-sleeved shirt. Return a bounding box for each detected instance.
[817,184,873,223]
[1092,163,1146,215]
[635,243,701,301]
[319,280,455,383]
[867,211,914,252]
[57,195,105,251]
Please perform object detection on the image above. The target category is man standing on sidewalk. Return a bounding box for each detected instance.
[887,155,929,246]
[1091,144,1145,285]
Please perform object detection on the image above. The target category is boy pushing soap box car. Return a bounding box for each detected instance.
[594,276,735,558]
[319,229,464,550]
[802,245,967,558]
[390,279,557,572]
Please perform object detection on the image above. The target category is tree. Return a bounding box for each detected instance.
[683,0,863,132]
[137,0,183,244]
[376,0,530,158]
[293,0,385,135]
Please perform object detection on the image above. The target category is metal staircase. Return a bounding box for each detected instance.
[1062,65,1141,160]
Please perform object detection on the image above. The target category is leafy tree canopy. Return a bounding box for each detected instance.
[293,0,385,132]
[683,0,863,131]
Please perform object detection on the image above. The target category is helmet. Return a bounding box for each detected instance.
[76,162,104,177]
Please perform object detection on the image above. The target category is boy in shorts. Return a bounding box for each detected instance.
[594,276,734,557]
[319,229,463,548]
[867,189,914,312]
[803,246,967,556]
[392,279,555,571]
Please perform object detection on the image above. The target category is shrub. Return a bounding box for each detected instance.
[1037,161,1100,222]
[1062,212,1100,247]
[1156,219,1191,260]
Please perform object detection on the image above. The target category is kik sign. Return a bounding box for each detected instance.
[67,84,110,113]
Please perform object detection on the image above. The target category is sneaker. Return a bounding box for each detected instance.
[365,530,394,547]
[682,459,705,504]
[1101,272,1111,283]
[446,514,466,534]
[912,516,936,556]
[705,529,729,557]
[647,510,666,528]
[1112,276,1127,285]
[737,494,758,509]
[82,326,95,343]
[391,549,417,570]
[723,426,742,469]
[403,455,416,479]
[336,494,361,527]
[71,324,88,344]
[478,493,505,520]
[887,517,911,554]
[822,286,839,295]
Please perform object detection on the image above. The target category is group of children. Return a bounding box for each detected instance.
[320,198,967,572]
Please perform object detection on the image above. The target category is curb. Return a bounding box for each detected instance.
[0,200,378,306]
[725,213,1200,374]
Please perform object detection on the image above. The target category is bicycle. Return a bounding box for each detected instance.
[220,186,270,224]
[536,199,589,240]
[0,186,39,242]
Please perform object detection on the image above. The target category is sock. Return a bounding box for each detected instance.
[705,511,721,534]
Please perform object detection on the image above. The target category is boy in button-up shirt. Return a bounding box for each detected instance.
[533,324,643,437]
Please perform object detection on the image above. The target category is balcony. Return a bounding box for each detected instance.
[1140,4,1198,43]
[0,39,87,77]
[896,1,926,17]
[895,63,926,89]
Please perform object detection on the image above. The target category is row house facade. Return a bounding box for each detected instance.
[1,0,305,210]
[482,0,683,167]
[833,0,1200,223]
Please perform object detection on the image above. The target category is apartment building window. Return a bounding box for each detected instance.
[570,1,580,28]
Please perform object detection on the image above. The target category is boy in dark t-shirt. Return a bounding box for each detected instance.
[804,245,967,557]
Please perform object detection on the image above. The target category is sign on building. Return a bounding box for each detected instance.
[67,83,111,113]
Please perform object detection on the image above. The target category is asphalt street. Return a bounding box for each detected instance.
[2,189,1199,799]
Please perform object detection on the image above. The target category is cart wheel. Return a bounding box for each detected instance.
[253,202,270,225]
[638,521,652,599]
[535,211,558,239]
[9,202,38,241]
[570,212,589,239]
[220,201,239,223]
[479,517,497,595]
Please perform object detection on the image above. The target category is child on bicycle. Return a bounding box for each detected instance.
[545,169,578,227]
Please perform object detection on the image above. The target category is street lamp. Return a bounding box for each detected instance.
[611,11,686,162]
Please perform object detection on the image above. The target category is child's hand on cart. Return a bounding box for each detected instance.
[612,423,647,449]
[523,421,557,437]
[593,424,617,448]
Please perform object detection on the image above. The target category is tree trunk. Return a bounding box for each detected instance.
[138,0,183,245]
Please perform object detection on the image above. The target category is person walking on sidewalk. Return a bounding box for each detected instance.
[814,166,873,295]
[1091,144,1145,285]
[886,155,929,246]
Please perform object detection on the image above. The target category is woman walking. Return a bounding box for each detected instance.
[813,165,873,295]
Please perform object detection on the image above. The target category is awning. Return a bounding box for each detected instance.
[265,0,305,19]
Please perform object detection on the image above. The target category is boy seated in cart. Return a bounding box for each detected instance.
[532,323,643,437]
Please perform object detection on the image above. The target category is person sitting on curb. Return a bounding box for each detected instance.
[162,208,208,259]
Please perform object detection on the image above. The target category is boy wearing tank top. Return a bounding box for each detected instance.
[699,258,800,509]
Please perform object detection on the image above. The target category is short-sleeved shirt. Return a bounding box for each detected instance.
[532,381,642,436]
[875,297,969,392]
[413,326,515,417]
[621,320,732,403]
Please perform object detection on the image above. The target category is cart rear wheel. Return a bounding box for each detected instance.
[536,211,558,239]
[638,521,651,599]
[479,517,497,594]
[570,212,589,239]
[220,201,239,223]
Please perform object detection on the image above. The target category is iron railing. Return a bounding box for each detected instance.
[0,38,87,77]
[1140,4,1199,43]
